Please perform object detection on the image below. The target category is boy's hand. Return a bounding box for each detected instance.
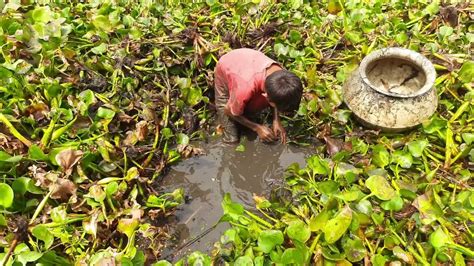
[256,125,276,142]
[272,120,287,144]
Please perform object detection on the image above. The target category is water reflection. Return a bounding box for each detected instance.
[161,139,312,260]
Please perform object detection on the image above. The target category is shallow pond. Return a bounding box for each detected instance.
[160,139,313,260]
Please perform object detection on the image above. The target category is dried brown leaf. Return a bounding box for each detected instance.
[51,178,77,201]
[55,149,83,176]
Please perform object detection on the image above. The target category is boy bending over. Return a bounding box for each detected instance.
[214,48,303,143]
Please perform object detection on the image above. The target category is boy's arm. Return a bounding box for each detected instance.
[272,107,287,144]
[224,105,275,142]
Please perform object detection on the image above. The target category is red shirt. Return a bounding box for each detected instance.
[215,48,276,116]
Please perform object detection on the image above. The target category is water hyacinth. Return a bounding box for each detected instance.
[0,1,472,265]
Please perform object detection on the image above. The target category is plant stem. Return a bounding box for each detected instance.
[29,190,53,225]
[0,113,32,147]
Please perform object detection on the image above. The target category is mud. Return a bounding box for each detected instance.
[160,139,313,261]
[367,58,426,95]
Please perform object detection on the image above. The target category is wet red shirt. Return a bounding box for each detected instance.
[214,48,276,116]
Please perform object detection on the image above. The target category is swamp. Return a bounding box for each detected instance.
[0,1,473,265]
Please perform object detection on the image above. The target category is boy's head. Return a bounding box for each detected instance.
[265,70,303,112]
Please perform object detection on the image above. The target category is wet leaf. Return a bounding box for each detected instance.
[286,220,311,243]
[413,193,443,224]
[17,251,43,266]
[458,61,474,84]
[392,150,413,168]
[117,218,140,239]
[309,210,331,232]
[221,193,244,221]
[407,139,428,158]
[28,145,48,161]
[372,144,390,168]
[91,43,107,55]
[96,107,115,119]
[307,155,330,176]
[234,256,253,266]
[32,225,54,249]
[258,230,284,253]
[32,6,52,23]
[281,247,308,265]
[0,183,14,208]
[365,175,396,201]
[343,236,366,262]
[429,227,450,249]
[323,205,352,244]
[380,195,404,211]
[393,246,414,264]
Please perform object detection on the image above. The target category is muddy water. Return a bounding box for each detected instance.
[160,139,313,260]
[367,58,426,95]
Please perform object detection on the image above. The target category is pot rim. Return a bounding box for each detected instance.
[358,47,436,98]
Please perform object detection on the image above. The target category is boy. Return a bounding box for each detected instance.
[214,48,303,143]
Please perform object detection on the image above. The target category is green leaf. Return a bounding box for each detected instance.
[407,139,428,158]
[12,177,30,196]
[117,218,139,239]
[281,247,308,265]
[289,30,302,43]
[323,205,352,244]
[307,155,330,175]
[413,194,443,224]
[0,213,6,227]
[371,254,388,266]
[393,246,414,264]
[423,2,439,16]
[395,32,408,44]
[372,144,390,168]
[429,227,450,249]
[345,31,362,44]
[274,43,289,56]
[0,151,23,163]
[91,43,107,55]
[458,61,474,84]
[17,251,43,265]
[258,230,284,253]
[0,183,14,208]
[286,220,311,243]
[32,225,54,249]
[423,116,447,134]
[318,180,339,195]
[288,0,303,9]
[96,107,115,119]
[92,15,113,32]
[439,26,454,38]
[365,175,396,201]
[462,133,474,145]
[309,210,331,232]
[380,196,404,211]
[28,145,48,161]
[32,6,52,23]
[152,261,172,266]
[392,150,413,168]
[221,193,244,221]
[343,237,366,262]
[234,256,253,266]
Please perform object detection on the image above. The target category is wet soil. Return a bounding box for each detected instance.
[367,58,426,95]
[160,139,313,261]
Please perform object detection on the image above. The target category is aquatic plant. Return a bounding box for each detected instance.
[0,0,472,265]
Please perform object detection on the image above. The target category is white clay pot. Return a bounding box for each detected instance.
[343,47,438,132]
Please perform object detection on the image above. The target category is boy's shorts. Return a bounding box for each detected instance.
[215,77,239,143]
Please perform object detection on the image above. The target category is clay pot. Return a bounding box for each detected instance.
[343,47,437,132]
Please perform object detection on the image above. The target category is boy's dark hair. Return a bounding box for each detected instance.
[265,70,303,112]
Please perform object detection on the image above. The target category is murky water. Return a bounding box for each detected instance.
[160,139,313,261]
